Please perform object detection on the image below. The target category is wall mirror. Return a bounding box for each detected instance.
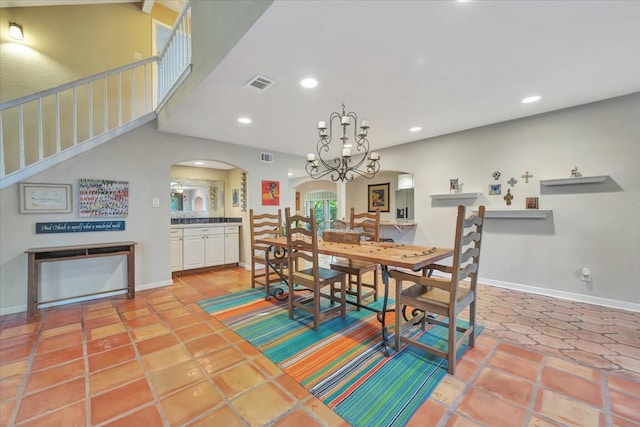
[170,177,225,217]
[395,188,414,220]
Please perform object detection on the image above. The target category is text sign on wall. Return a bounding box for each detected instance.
[36,221,126,234]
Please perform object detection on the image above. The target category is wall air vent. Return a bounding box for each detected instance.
[260,152,274,163]
[243,75,276,93]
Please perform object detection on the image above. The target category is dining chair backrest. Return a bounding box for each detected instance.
[249,209,285,290]
[250,209,282,244]
[448,204,485,305]
[350,208,380,242]
[389,204,485,374]
[285,208,319,276]
[284,208,347,331]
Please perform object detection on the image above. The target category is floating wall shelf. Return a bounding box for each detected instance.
[479,209,552,219]
[380,221,417,231]
[540,176,608,186]
[431,192,481,200]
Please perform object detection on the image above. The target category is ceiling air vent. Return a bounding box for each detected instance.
[260,152,274,163]
[243,75,276,94]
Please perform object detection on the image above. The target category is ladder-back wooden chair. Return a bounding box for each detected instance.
[330,208,380,309]
[390,205,485,375]
[285,208,346,331]
[250,209,287,295]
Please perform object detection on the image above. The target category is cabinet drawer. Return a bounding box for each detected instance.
[225,226,239,234]
[171,229,183,238]
[183,227,224,237]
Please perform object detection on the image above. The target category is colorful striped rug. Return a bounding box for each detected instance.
[197,287,478,426]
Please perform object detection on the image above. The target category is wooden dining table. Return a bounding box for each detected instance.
[256,235,454,355]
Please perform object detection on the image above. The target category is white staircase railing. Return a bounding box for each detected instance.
[0,1,191,189]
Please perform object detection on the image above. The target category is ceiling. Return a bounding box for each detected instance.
[4,1,640,177]
[158,0,640,176]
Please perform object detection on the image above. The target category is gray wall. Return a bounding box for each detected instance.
[0,120,294,314]
[1,94,639,314]
[379,93,640,310]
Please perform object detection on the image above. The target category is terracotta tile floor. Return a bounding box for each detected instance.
[1,266,639,426]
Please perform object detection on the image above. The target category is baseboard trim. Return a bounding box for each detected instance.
[0,279,173,316]
[481,277,640,313]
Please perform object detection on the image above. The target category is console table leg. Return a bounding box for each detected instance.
[127,244,135,299]
[27,253,37,319]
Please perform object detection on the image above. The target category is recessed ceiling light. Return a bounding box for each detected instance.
[410,127,422,132]
[194,161,204,166]
[8,22,24,40]
[300,78,318,88]
[238,117,251,124]
[521,95,541,104]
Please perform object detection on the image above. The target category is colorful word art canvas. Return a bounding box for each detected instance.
[79,178,129,217]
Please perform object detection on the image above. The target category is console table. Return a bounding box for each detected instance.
[25,241,136,319]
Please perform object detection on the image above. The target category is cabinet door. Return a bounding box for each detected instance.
[205,234,225,266]
[225,232,239,264]
[183,235,205,269]
[171,237,183,271]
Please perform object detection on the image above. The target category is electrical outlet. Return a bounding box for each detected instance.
[152,198,160,208]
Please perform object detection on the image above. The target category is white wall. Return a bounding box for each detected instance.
[379,93,640,310]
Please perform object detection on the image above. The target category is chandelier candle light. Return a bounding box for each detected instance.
[306,103,380,181]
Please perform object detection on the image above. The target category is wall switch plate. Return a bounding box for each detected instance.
[152,198,160,208]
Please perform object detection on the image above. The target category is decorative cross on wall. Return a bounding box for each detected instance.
[521,170,533,183]
[507,177,517,187]
[504,189,514,206]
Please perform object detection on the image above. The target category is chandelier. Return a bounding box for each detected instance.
[306,103,380,182]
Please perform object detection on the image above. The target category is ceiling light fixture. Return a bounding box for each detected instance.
[300,78,318,88]
[306,103,380,182]
[410,126,422,132]
[194,161,204,166]
[8,22,24,40]
[238,117,251,124]
[522,95,541,104]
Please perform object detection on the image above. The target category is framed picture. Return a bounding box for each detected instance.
[489,184,502,195]
[232,188,239,207]
[262,180,280,206]
[368,182,390,212]
[526,197,539,209]
[19,182,72,214]
[450,178,459,192]
[78,178,129,217]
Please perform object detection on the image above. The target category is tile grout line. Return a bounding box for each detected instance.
[436,333,499,427]
[601,370,613,427]
[523,351,546,426]
[82,308,92,427]
[7,316,42,427]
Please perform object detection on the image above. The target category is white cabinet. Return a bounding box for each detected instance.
[225,226,239,264]
[170,229,183,272]
[181,227,227,270]
[175,225,240,271]
[183,229,206,270]
[205,232,225,266]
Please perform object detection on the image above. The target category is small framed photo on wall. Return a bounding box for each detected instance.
[489,184,502,195]
[368,182,390,212]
